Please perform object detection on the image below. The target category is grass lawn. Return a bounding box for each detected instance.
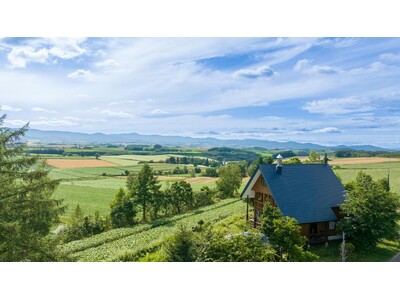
[309,239,400,262]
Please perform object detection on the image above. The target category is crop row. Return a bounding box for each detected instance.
[64,198,245,261]
[62,197,241,254]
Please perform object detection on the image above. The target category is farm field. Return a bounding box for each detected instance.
[328,157,400,165]
[47,154,222,217]
[333,161,400,194]
[62,197,245,261]
[46,158,117,169]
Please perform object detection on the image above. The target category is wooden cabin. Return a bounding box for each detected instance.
[240,155,345,244]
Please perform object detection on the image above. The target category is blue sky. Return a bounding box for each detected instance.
[0,37,400,148]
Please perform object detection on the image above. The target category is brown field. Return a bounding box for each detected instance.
[185,177,217,184]
[158,176,186,181]
[46,159,117,169]
[328,157,400,165]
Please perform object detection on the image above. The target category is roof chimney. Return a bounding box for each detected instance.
[276,154,283,174]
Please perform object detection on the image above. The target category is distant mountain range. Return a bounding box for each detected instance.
[21,129,390,151]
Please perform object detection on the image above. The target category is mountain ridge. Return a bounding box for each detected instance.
[21,129,390,151]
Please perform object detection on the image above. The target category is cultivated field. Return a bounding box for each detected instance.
[62,197,245,261]
[328,157,400,165]
[46,159,117,169]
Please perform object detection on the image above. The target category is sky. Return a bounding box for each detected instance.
[0,37,400,148]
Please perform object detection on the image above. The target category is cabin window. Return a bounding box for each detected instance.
[328,221,336,230]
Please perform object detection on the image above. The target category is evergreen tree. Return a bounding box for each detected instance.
[126,164,161,222]
[0,115,65,261]
[162,225,197,262]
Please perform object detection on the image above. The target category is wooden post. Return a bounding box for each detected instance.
[341,231,346,262]
[246,196,249,221]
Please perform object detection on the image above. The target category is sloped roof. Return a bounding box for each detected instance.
[242,164,346,224]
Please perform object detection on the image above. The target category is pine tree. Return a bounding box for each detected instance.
[0,114,65,261]
[126,164,161,222]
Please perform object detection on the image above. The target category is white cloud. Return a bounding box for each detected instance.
[379,52,400,62]
[46,37,87,59]
[234,65,276,78]
[32,107,57,113]
[95,59,119,68]
[294,59,340,75]
[4,38,87,68]
[148,108,169,116]
[67,69,93,79]
[4,119,28,127]
[31,119,79,126]
[1,104,22,112]
[101,109,134,118]
[313,127,342,133]
[7,46,49,68]
[303,97,375,115]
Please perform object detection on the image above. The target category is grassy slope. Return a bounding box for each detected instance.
[63,198,246,261]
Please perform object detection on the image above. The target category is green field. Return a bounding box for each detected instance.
[333,161,400,194]
[62,197,246,261]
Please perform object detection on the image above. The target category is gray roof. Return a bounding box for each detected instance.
[245,164,346,224]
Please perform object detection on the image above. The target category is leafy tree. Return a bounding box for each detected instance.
[0,115,65,261]
[204,167,218,177]
[193,186,215,207]
[284,157,302,164]
[126,164,161,222]
[169,181,194,213]
[162,225,197,262]
[95,153,100,159]
[260,202,318,261]
[308,151,321,163]
[110,188,136,227]
[340,172,400,252]
[216,163,242,198]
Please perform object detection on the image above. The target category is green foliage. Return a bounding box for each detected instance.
[204,167,218,177]
[110,188,136,228]
[167,181,194,213]
[62,206,109,242]
[340,171,400,252]
[0,115,65,261]
[260,202,318,262]
[308,151,321,163]
[198,230,276,262]
[216,163,242,198]
[284,157,302,164]
[126,164,161,222]
[193,186,215,207]
[162,225,197,262]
